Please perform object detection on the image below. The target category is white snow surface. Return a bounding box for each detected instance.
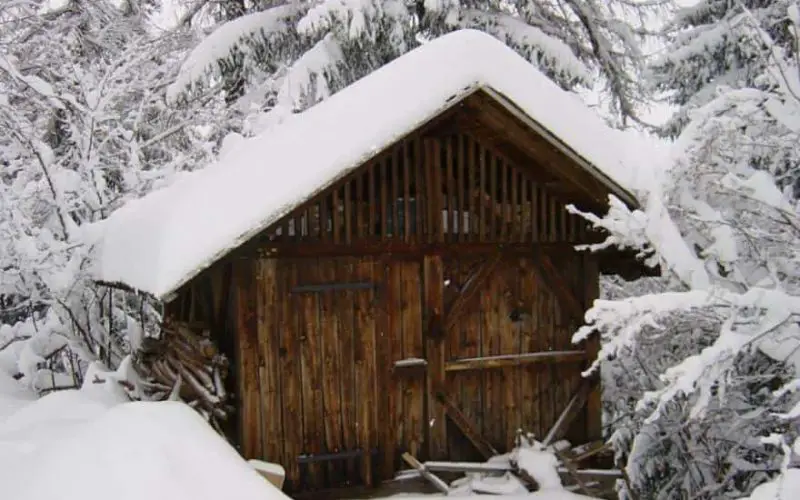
[94,29,646,300]
[0,383,282,500]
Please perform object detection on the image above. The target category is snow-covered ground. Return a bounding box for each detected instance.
[0,369,604,500]
[0,373,286,500]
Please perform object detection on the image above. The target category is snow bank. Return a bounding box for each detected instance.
[0,372,34,422]
[0,384,280,500]
[95,29,645,300]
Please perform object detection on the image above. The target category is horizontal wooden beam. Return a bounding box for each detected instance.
[291,281,377,293]
[256,241,580,259]
[445,350,587,372]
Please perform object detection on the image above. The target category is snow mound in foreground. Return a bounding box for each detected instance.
[0,387,280,500]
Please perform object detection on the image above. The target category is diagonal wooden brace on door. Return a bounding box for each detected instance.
[433,383,498,460]
[531,249,584,319]
[443,253,503,334]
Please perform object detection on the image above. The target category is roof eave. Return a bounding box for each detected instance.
[478,86,640,211]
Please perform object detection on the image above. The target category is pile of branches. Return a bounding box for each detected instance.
[134,320,231,433]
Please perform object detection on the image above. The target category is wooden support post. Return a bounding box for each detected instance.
[423,254,447,459]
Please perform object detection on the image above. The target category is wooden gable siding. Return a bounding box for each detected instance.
[256,130,592,255]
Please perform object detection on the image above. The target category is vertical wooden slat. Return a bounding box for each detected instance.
[583,255,602,442]
[510,170,519,242]
[353,258,376,486]
[489,153,497,240]
[468,137,477,241]
[376,260,393,479]
[539,188,548,242]
[333,188,341,245]
[559,199,568,242]
[415,137,424,239]
[279,261,303,489]
[499,159,508,241]
[298,259,325,488]
[236,259,262,460]
[478,143,486,241]
[336,258,358,483]
[320,259,344,483]
[424,254,447,459]
[320,196,329,243]
[381,159,388,239]
[404,142,411,242]
[393,147,401,239]
[388,261,404,471]
[402,260,424,457]
[531,184,538,242]
[356,174,364,239]
[369,163,376,239]
[549,195,558,242]
[257,259,283,464]
[425,138,443,243]
[446,136,455,241]
[520,176,528,243]
[344,181,352,245]
[457,135,466,241]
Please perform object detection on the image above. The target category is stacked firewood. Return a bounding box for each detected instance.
[134,320,231,433]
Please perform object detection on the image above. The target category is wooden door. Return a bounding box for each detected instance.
[440,253,590,459]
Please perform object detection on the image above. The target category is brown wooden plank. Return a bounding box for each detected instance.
[478,143,486,241]
[344,181,352,245]
[401,453,450,493]
[353,258,377,486]
[381,159,388,239]
[387,261,404,473]
[518,257,537,437]
[423,254,447,459]
[520,177,528,243]
[542,379,592,447]
[401,260,424,457]
[433,385,498,460]
[235,259,262,459]
[320,258,344,483]
[376,259,393,480]
[534,251,584,319]
[445,351,587,371]
[488,151,497,240]
[499,159,508,240]
[459,257,484,446]
[489,265,507,449]
[549,194,558,242]
[356,173,364,240]
[583,254,602,442]
[279,261,303,489]
[298,259,325,488]
[531,184,539,242]
[456,135,465,241]
[510,170,519,242]
[257,258,283,463]
[333,188,341,245]
[320,195,329,243]
[415,137,424,240]
[404,142,411,242]
[392,146,401,238]
[369,163,376,239]
[446,136,455,242]
[468,137,477,241]
[336,258,358,483]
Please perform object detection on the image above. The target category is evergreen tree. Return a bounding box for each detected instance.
[165,0,666,127]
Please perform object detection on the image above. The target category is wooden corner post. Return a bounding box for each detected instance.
[583,254,602,442]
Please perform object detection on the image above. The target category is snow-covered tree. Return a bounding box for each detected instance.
[166,0,666,128]
[0,0,218,392]
[651,0,800,194]
[576,4,800,496]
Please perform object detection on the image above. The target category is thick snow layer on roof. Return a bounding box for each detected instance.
[94,28,645,299]
[0,385,281,500]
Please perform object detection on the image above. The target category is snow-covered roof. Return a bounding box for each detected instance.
[93,29,643,300]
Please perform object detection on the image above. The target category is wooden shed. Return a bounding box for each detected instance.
[95,30,647,493]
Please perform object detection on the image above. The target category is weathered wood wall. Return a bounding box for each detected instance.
[165,110,610,493]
